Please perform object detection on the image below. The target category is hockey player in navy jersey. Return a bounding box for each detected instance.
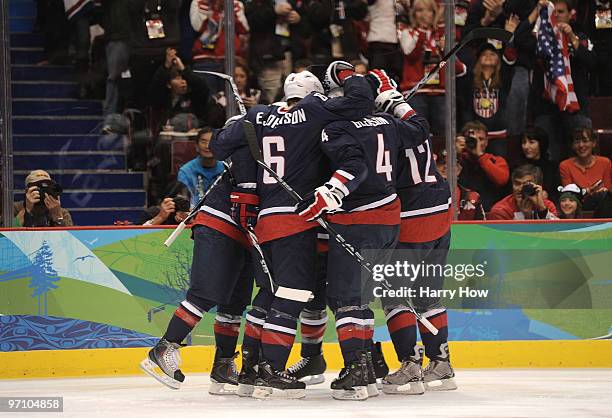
[209,61,374,398]
[140,144,256,394]
[294,70,431,400]
[369,72,458,395]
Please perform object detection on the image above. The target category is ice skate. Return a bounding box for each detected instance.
[209,350,239,395]
[286,353,326,385]
[139,339,185,390]
[423,343,457,391]
[364,350,379,397]
[237,347,258,397]
[382,346,425,395]
[423,359,457,391]
[330,352,369,401]
[372,341,389,389]
[252,361,306,399]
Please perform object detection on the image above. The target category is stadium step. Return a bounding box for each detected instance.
[12,81,80,99]
[9,2,36,17]
[12,65,76,81]
[9,17,35,33]
[12,116,103,135]
[13,190,146,209]
[10,47,46,65]
[13,152,126,171]
[12,134,123,152]
[12,99,103,117]
[9,32,44,48]
[13,171,145,191]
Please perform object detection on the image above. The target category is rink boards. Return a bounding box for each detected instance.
[1,221,611,378]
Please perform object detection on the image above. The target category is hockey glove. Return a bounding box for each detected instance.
[375,90,416,120]
[323,60,355,92]
[230,188,260,229]
[366,69,398,95]
[296,183,345,222]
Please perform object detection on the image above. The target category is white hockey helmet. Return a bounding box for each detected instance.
[283,71,324,101]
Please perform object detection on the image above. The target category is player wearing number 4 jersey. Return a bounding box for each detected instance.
[210,61,374,398]
[367,71,458,395]
[295,70,431,400]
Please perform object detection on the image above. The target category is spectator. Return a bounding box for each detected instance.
[36,0,70,65]
[141,195,191,225]
[246,0,309,103]
[149,48,220,132]
[294,58,313,73]
[512,126,561,202]
[458,121,510,211]
[127,0,182,111]
[350,59,368,75]
[557,183,585,219]
[189,0,250,92]
[530,0,597,162]
[177,127,226,207]
[367,0,403,83]
[489,164,558,220]
[398,0,468,136]
[436,149,485,220]
[13,170,73,227]
[461,35,518,157]
[559,128,612,189]
[100,0,131,122]
[214,59,263,108]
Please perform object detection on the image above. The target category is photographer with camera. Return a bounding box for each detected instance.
[13,170,73,227]
[141,194,191,226]
[489,164,558,220]
[457,121,510,212]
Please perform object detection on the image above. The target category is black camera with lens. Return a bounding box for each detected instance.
[173,196,190,212]
[465,129,478,150]
[521,183,537,198]
[30,179,63,203]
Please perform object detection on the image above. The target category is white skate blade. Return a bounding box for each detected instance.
[425,377,458,391]
[367,383,379,397]
[252,386,305,399]
[236,383,254,397]
[274,286,313,302]
[299,374,325,386]
[209,380,238,395]
[139,358,181,390]
[331,385,369,401]
[382,380,425,395]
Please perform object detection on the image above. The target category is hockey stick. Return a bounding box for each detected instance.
[163,162,232,247]
[194,70,247,116]
[246,226,314,302]
[403,27,512,101]
[242,120,438,334]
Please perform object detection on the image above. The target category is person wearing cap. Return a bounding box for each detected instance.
[557,183,585,219]
[460,17,519,158]
[13,170,73,227]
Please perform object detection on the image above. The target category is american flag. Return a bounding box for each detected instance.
[536,2,580,113]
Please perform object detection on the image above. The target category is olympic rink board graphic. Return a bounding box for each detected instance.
[0,222,611,352]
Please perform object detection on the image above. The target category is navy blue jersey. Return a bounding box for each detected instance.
[395,136,452,243]
[210,75,374,243]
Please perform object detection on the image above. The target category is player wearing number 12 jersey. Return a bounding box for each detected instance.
[210,62,374,398]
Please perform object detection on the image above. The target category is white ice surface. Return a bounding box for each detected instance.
[1,370,611,418]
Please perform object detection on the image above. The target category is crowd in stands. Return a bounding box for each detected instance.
[17,0,612,226]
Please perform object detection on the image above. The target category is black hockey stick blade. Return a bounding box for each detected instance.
[465,27,513,44]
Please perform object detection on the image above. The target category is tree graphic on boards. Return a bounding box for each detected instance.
[29,240,60,316]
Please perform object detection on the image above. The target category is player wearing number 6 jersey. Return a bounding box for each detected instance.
[210,62,374,398]
[368,70,457,395]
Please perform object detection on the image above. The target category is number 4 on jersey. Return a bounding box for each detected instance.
[376,133,393,181]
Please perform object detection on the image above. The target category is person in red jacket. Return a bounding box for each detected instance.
[398,0,467,136]
[489,164,559,220]
[559,128,612,192]
[457,120,510,211]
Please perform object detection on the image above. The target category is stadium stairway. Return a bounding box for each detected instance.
[9,0,146,225]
